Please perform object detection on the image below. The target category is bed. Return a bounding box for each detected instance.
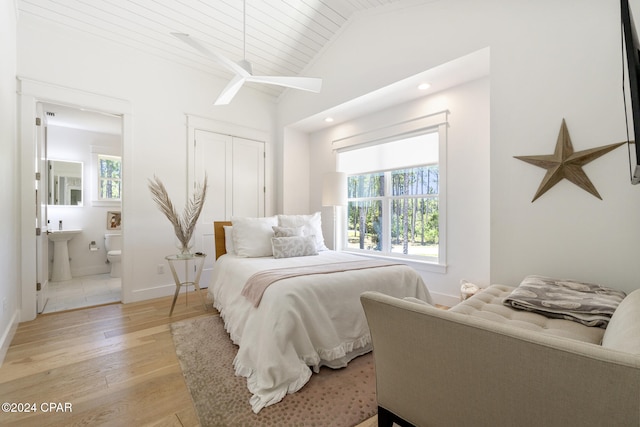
[209,215,432,413]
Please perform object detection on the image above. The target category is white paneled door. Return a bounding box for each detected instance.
[190,128,265,287]
[232,137,265,217]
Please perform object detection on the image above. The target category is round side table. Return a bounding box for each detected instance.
[165,252,208,316]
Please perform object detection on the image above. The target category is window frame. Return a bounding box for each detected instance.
[334,111,448,271]
[91,145,122,207]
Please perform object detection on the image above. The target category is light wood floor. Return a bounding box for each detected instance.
[0,290,380,427]
[0,290,212,426]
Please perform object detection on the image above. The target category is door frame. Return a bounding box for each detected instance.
[18,78,132,321]
[35,101,47,313]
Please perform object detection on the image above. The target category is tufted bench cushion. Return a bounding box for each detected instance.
[449,284,605,344]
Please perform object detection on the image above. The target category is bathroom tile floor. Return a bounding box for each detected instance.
[42,273,121,314]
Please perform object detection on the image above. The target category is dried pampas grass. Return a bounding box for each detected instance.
[148,174,208,254]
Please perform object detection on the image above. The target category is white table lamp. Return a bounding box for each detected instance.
[322,172,347,250]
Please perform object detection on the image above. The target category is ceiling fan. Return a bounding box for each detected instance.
[172,1,322,105]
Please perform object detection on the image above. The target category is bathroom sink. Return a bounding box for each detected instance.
[47,229,82,242]
[47,229,82,281]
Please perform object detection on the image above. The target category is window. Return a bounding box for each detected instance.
[346,164,439,262]
[98,154,121,201]
[338,126,445,264]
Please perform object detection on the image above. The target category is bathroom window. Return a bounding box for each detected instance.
[98,154,121,201]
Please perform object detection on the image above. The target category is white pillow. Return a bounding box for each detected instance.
[223,225,235,255]
[271,235,318,259]
[231,216,278,257]
[277,212,328,251]
[601,289,640,353]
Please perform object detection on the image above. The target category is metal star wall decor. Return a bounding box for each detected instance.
[514,119,624,202]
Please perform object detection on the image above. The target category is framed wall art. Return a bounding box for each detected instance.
[107,211,121,230]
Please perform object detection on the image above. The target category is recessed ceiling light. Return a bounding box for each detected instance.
[418,83,431,90]
[324,117,334,123]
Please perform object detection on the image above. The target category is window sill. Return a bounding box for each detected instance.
[91,200,121,207]
[341,250,447,274]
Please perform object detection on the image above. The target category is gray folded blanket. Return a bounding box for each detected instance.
[503,275,627,328]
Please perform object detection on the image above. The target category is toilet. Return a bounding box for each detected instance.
[104,233,122,278]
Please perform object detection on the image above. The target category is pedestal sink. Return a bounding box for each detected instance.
[47,229,82,282]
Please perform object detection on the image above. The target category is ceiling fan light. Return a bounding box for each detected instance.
[238,59,253,74]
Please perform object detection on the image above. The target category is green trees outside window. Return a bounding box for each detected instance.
[346,166,439,260]
[98,155,121,201]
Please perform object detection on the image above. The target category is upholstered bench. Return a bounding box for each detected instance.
[449,284,606,344]
[361,285,640,427]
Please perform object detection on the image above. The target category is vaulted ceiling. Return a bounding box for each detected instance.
[18,0,490,133]
[17,0,405,100]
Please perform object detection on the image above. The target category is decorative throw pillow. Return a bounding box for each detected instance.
[271,235,318,259]
[272,225,304,238]
[277,212,328,251]
[231,216,278,257]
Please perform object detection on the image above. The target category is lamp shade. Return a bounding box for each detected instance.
[322,172,347,206]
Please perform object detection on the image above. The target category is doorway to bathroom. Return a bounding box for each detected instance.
[39,102,123,314]
[19,77,132,322]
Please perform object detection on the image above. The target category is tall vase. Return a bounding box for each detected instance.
[176,235,194,258]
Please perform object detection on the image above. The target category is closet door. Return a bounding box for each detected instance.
[192,130,229,286]
[191,129,265,285]
[232,137,265,217]
[193,129,232,221]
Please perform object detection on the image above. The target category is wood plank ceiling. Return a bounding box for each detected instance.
[17,0,403,100]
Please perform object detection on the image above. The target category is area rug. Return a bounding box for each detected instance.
[170,314,377,427]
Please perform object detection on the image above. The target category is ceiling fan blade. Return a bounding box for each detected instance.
[172,31,322,104]
[171,32,250,77]
[214,74,246,105]
[247,75,322,93]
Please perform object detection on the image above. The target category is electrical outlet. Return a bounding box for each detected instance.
[157,264,165,274]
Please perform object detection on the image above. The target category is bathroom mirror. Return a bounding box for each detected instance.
[48,160,83,206]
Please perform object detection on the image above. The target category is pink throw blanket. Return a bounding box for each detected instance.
[241,260,401,307]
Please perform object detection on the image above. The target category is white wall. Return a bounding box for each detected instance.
[17,14,277,307]
[13,0,640,317]
[0,0,19,361]
[281,127,310,214]
[278,0,640,300]
[47,125,122,278]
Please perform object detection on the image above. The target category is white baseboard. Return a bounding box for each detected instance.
[128,283,178,303]
[0,308,20,367]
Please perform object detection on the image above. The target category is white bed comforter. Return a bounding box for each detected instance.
[208,251,432,413]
